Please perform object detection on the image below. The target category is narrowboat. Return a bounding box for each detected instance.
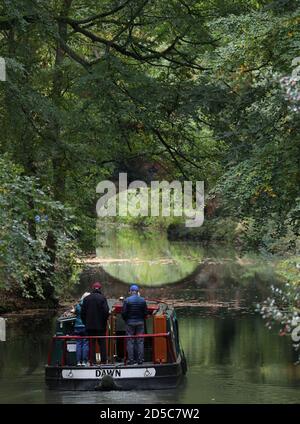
[45,299,187,390]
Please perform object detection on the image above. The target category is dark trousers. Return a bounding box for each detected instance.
[126,323,144,363]
[74,328,89,363]
[87,329,107,363]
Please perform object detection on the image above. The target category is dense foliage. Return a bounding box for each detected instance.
[0,156,79,298]
[258,278,300,363]
[0,0,299,297]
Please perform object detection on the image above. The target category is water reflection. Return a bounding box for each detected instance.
[178,311,300,404]
[96,226,203,286]
[0,309,299,404]
[95,226,278,289]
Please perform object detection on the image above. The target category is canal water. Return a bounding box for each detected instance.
[0,228,299,403]
[0,307,299,404]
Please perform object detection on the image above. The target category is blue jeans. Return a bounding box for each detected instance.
[126,323,144,363]
[74,328,89,363]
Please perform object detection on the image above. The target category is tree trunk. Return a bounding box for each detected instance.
[43,1,74,296]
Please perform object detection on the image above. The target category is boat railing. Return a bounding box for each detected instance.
[48,332,176,366]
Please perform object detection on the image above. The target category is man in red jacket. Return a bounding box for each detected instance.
[81,282,109,364]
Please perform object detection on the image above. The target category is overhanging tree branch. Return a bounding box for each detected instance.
[61,19,182,62]
[67,0,132,25]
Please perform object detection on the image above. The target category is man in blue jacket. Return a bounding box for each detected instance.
[122,284,147,365]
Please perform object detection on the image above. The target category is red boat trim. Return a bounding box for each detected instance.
[52,333,169,339]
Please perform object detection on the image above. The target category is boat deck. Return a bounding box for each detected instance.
[45,299,187,390]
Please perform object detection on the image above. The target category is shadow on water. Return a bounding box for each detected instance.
[0,228,298,404]
[0,308,299,404]
[76,258,275,312]
[94,226,279,292]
